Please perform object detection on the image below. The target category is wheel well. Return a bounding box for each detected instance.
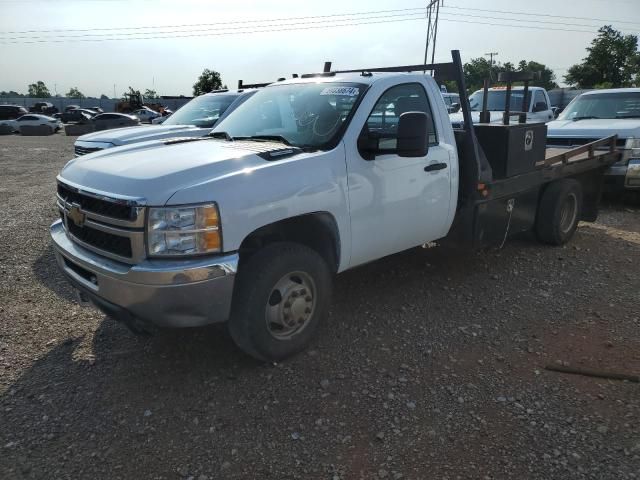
[566,171,602,222]
[238,213,341,272]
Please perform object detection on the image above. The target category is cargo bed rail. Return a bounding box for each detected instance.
[543,135,619,167]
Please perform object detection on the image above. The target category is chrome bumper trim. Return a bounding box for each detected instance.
[626,159,640,189]
[50,220,238,327]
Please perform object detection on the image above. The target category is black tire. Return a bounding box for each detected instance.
[229,242,333,362]
[536,179,583,245]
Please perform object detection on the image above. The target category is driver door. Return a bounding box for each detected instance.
[345,82,452,267]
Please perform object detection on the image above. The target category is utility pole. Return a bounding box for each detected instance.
[423,0,443,71]
[113,84,116,99]
[485,52,499,81]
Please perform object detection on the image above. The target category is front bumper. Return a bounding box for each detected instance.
[604,161,640,192]
[50,220,238,328]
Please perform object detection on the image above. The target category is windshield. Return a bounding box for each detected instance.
[468,90,528,112]
[164,94,237,127]
[211,82,366,150]
[442,94,459,106]
[558,91,640,120]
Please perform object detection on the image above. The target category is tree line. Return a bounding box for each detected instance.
[2,25,638,100]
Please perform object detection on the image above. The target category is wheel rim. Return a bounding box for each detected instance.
[265,271,316,340]
[559,193,578,234]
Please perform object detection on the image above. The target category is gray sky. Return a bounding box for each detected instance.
[1,0,639,97]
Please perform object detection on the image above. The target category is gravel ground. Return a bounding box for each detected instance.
[1,134,639,480]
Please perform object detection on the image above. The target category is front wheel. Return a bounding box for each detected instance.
[229,242,333,361]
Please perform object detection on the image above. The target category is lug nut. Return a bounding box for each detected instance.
[299,288,307,295]
[305,308,311,314]
[305,296,312,302]
[291,291,299,298]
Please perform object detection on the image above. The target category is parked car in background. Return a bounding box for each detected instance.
[74,89,257,155]
[61,109,96,124]
[0,105,28,120]
[449,86,554,128]
[29,102,58,116]
[442,92,461,113]
[132,107,161,123]
[0,114,63,132]
[90,112,140,131]
[547,88,640,192]
[64,105,81,112]
[89,106,104,114]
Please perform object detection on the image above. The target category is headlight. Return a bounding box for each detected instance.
[625,137,640,158]
[147,204,221,257]
[620,137,640,165]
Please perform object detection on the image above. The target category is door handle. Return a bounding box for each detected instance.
[424,162,448,172]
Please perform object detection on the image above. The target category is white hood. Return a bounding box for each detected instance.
[547,118,640,140]
[77,124,209,146]
[60,138,297,205]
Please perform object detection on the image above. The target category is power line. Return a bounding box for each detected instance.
[438,16,611,35]
[0,6,427,34]
[0,15,428,44]
[442,4,640,27]
[1,12,427,40]
[441,11,627,30]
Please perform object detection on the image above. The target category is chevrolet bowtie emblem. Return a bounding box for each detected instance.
[67,203,86,228]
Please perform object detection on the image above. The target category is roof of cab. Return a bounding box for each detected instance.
[272,71,434,87]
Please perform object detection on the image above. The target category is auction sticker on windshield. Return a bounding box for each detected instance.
[320,87,360,97]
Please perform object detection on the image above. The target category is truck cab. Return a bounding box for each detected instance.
[450,86,554,128]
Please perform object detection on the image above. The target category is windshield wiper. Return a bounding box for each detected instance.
[615,115,640,119]
[571,116,600,121]
[209,131,234,141]
[234,135,292,146]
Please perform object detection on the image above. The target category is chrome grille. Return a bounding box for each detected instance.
[547,137,626,148]
[57,182,135,221]
[74,145,104,156]
[56,180,146,264]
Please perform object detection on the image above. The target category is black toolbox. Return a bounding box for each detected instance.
[473,122,547,179]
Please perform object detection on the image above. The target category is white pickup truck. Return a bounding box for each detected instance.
[73,89,257,156]
[546,88,640,192]
[450,86,554,128]
[50,51,620,361]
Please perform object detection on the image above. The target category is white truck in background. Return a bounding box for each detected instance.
[73,88,259,156]
[450,86,554,128]
[50,51,620,361]
[546,88,640,192]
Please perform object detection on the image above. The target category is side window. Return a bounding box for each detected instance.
[362,83,437,155]
[534,91,548,111]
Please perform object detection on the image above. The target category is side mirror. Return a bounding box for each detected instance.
[533,102,548,113]
[450,102,461,113]
[397,111,430,158]
[551,107,560,118]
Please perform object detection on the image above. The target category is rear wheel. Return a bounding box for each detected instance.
[228,242,332,362]
[536,179,583,245]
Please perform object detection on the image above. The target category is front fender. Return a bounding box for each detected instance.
[166,144,353,271]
